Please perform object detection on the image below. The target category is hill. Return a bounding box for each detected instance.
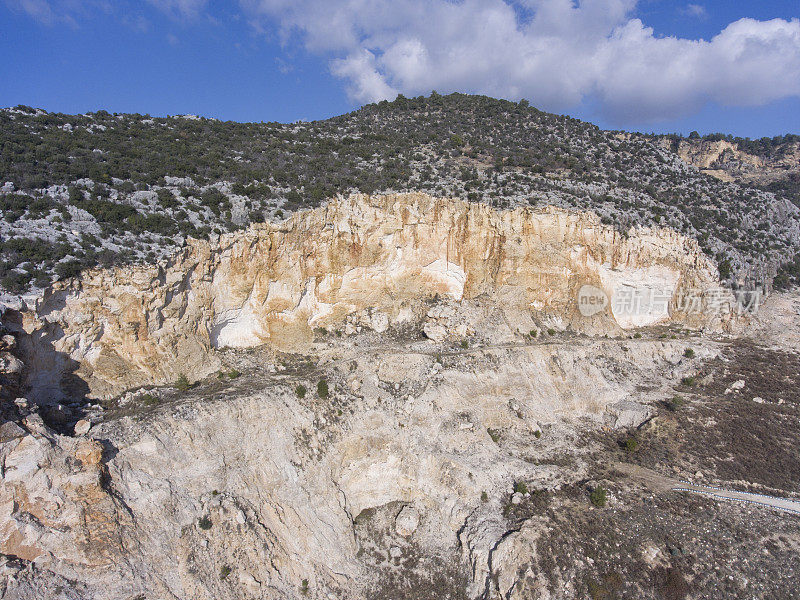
[1,93,799,294]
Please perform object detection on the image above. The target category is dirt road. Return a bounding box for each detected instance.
[616,463,800,516]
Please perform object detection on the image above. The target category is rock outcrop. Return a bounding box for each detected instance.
[5,193,729,401]
[657,137,800,186]
[0,329,708,600]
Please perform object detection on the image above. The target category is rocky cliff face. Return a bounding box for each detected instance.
[657,137,800,186]
[5,193,729,402]
[0,193,794,600]
[0,330,712,600]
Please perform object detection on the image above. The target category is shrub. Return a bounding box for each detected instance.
[589,486,607,507]
[624,437,639,452]
[141,394,158,406]
[514,481,528,495]
[317,380,329,399]
[227,369,241,379]
[487,428,500,443]
[665,395,686,412]
[295,384,307,399]
[547,328,556,336]
[460,340,469,349]
[55,259,83,280]
[718,258,732,279]
[680,376,696,387]
[683,348,695,359]
[481,491,488,503]
[198,515,212,530]
[219,565,231,580]
[301,579,309,595]
[176,373,191,391]
[529,329,538,338]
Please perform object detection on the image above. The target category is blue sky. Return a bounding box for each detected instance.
[1,0,799,137]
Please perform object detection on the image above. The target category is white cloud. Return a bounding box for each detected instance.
[6,0,58,24]
[331,49,398,103]
[146,0,207,20]
[3,0,102,26]
[241,0,800,125]
[683,4,707,19]
[6,0,209,24]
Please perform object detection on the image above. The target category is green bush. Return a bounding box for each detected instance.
[683,348,695,358]
[198,515,212,530]
[589,486,607,507]
[141,394,159,406]
[680,376,696,387]
[295,384,307,399]
[624,437,639,452]
[547,328,556,336]
[317,380,329,399]
[514,481,528,495]
[176,373,191,391]
[219,565,231,580]
[665,395,686,412]
[487,428,500,443]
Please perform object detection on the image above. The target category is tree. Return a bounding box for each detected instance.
[590,486,607,507]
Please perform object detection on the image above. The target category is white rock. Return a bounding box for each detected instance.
[423,322,448,342]
[725,380,745,394]
[73,420,91,436]
[395,506,420,537]
[605,401,652,429]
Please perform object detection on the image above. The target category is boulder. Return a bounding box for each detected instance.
[74,419,92,436]
[394,505,420,537]
[605,400,652,429]
[423,322,448,342]
[0,421,26,443]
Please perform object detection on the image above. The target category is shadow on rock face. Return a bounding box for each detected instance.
[1,307,91,434]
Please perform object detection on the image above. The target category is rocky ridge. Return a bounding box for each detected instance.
[1,193,796,600]
[5,193,732,402]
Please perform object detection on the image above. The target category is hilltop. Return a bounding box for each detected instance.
[1,93,799,295]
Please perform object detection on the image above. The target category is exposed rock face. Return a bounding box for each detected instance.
[4,194,730,402]
[0,330,708,600]
[658,137,800,186]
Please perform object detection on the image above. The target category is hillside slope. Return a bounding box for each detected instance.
[1,94,799,295]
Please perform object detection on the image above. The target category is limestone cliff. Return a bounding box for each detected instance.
[6,193,728,401]
[657,137,800,185]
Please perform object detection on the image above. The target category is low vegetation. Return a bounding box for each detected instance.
[2,93,797,294]
[589,486,607,508]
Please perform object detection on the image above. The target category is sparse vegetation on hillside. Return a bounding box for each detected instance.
[2,94,798,293]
